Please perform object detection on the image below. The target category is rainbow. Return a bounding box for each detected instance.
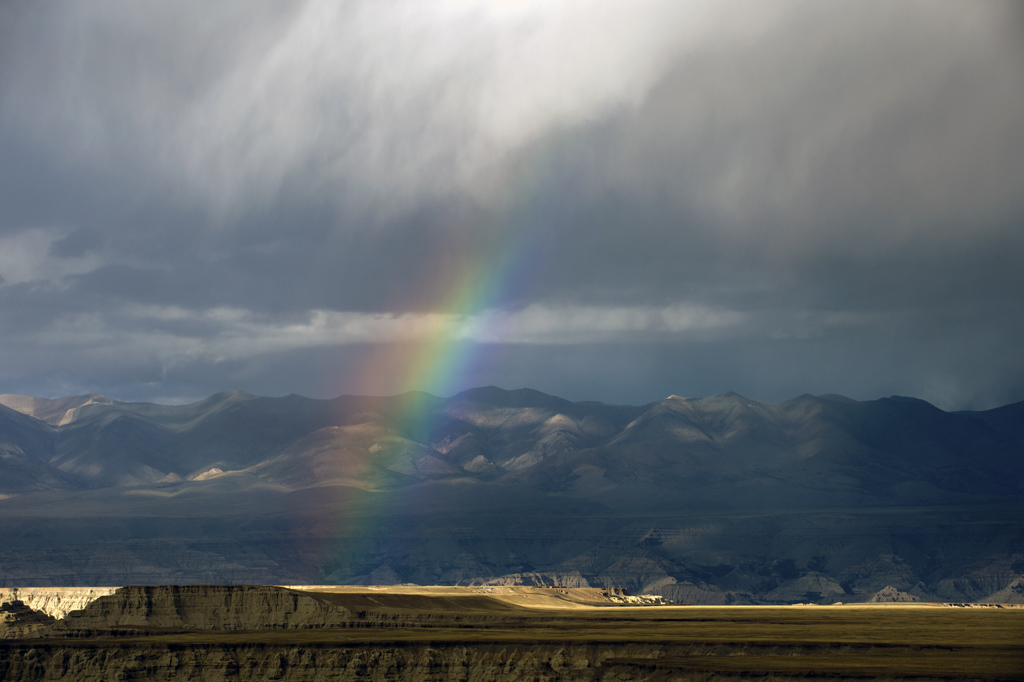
[348,143,564,408]
[323,155,560,583]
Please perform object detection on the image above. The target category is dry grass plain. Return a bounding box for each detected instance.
[283,589,1024,678]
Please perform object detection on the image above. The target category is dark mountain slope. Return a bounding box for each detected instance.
[0,404,70,493]
[0,387,1020,602]
[966,400,1024,447]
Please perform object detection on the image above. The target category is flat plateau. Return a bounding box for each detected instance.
[1,585,1022,681]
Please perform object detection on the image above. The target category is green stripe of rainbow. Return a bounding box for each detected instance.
[324,159,558,582]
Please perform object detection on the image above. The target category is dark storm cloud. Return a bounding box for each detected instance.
[0,1,1022,409]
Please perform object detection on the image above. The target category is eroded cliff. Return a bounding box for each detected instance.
[1,585,1020,681]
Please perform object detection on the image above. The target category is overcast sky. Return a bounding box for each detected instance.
[1,0,1022,409]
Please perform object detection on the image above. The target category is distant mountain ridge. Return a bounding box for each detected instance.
[0,387,1021,603]
[0,387,1020,496]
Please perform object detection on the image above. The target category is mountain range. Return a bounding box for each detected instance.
[0,387,1021,604]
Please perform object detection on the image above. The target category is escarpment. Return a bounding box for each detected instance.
[0,588,118,620]
[30,585,571,637]
[42,585,359,634]
[1,585,1020,681]
[0,643,661,682]
[1,584,609,641]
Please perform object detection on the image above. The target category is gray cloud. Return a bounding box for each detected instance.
[0,0,1022,410]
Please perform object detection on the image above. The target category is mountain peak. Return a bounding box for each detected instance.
[0,393,116,426]
[450,386,567,409]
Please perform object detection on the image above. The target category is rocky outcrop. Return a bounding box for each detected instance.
[868,585,920,603]
[978,576,1024,604]
[0,642,669,682]
[459,571,591,588]
[24,585,617,637]
[43,585,362,634]
[764,572,848,604]
[654,580,732,605]
[0,599,56,639]
[0,587,118,619]
[603,591,671,605]
[933,559,1024,603]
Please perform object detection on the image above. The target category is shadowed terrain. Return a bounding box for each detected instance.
[0,388,1021,603]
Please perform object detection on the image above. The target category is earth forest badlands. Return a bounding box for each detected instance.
[2,0,1024,679]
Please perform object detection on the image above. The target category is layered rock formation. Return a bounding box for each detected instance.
[1,585,1020,682]
[0,587,117,619]
[868,585,919,603]
[0,643,643,682]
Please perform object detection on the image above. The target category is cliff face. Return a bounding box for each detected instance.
[0,599,55,639]
[0,587,117,620]
[43,585,357,633]
[0,586,675,681]
[0,643,644,682]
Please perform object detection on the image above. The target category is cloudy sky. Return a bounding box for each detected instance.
[1,0,1022,409]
